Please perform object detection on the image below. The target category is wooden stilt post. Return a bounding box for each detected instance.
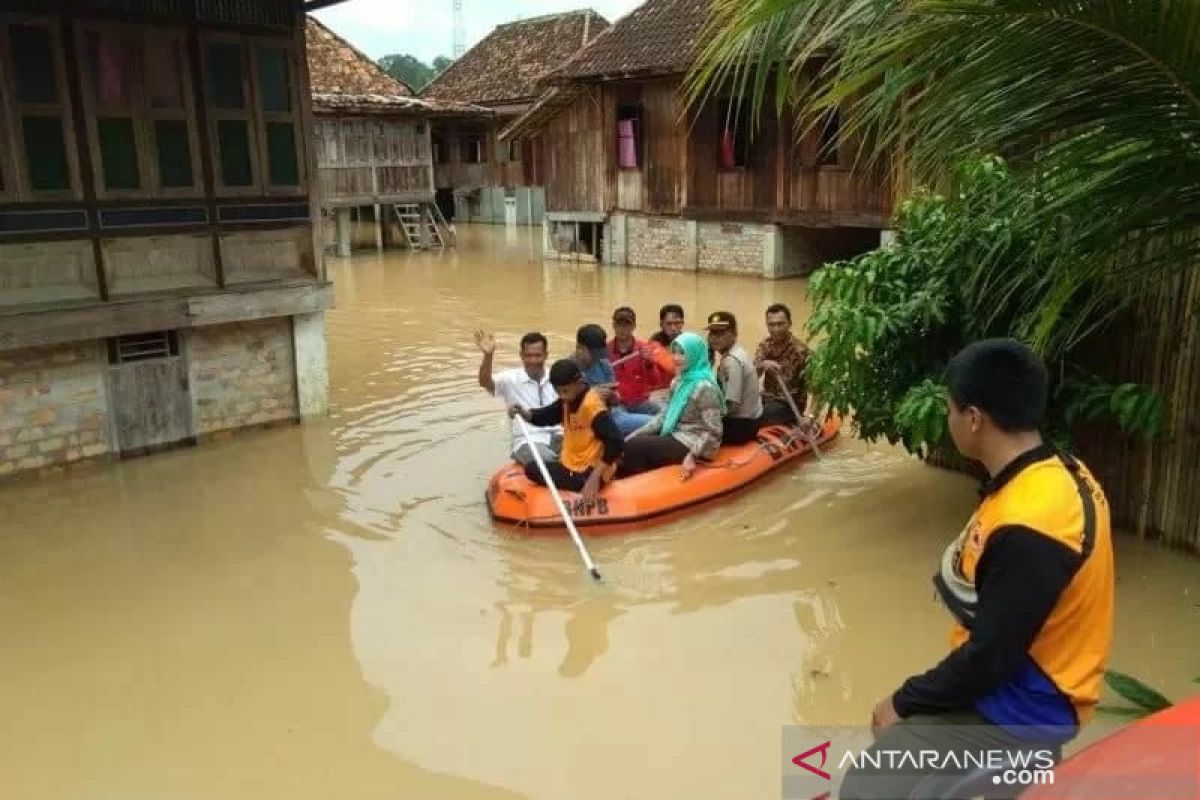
[373,204,383,252]
[335,208,352,257]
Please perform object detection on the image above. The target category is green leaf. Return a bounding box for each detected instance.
[1095,705,1156,719]
[1103,670,1173,712]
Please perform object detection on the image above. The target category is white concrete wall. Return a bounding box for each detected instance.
[292,311,330,419]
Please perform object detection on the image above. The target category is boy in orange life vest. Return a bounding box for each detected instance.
[841,339,1114,800]
[508,359,624,504]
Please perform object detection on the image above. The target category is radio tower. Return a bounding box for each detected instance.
[452,0,466,59]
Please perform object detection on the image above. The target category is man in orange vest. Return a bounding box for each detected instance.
[840,339,1115,799]
[509,359,623,505]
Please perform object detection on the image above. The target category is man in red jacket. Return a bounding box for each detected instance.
[607,306,676,415]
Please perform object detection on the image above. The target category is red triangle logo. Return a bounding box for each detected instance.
[792,740,832,781]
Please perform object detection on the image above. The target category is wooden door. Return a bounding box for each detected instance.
[108,332,194,456]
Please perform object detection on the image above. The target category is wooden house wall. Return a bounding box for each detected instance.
[642,81,684,214]
[431,119,533,192]
[538,75,892,224]
[489,118,526,189]
[785,112,890,220]
[539,90,604,213]
[0,5,319,312]
[602,80,683,214]
[314,115,432,206]
[1,0,293,27]
[688,98,779,213]
[521,136,541,187]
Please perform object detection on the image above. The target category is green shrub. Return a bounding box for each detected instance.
[805,157,1165,455]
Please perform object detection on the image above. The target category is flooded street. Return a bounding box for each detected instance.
[2,225,1197,800]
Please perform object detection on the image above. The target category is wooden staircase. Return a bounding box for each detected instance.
[393,202,453,250]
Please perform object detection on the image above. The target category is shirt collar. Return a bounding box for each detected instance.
[978,443,1057,497]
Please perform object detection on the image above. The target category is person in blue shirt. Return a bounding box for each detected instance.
[573,323,652,437]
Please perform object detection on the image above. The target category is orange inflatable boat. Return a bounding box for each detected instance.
[486,415,841,531]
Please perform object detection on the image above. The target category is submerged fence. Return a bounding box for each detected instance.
[1075,267,1200,552]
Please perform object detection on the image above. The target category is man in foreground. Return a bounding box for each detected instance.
[475,329,561,466]
[840,338,1115,799]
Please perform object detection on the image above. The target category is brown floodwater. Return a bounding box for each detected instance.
[1,224,1197,800]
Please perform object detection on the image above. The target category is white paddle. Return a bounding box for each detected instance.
[609,349,642,368]
[514,415,602,582]
[768,365,822,461]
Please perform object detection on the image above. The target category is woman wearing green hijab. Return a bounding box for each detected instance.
[618,332,725,480]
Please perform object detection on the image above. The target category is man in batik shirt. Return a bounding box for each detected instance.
[754,303,810,424]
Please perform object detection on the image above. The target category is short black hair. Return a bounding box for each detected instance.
[576,324,607,350]
[549,358,582,387]
[659,303,684,321]
[765,303,792,323]
[946,339,1048,432]
[519,332,548,352]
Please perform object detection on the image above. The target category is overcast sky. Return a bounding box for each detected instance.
[314,0,643,64]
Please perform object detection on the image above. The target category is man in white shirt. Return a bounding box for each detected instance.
[475,329,562,465]
[705,311,764,445]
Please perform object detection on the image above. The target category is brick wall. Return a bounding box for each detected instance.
[0,342,111,477]
[697,222,766,275]
[188,318,298,435]
[627,216,694,270]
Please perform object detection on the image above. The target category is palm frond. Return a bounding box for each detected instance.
[687,0,1200,362]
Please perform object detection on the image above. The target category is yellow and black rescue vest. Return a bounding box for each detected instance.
[936,446,1114,732]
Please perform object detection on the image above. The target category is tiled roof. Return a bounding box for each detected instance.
[420,10,609,105]
[306,16,413,98]
[555,0,708,80]
[311,93,491,116]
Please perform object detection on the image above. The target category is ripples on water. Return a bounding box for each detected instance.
[307,229,985,797]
